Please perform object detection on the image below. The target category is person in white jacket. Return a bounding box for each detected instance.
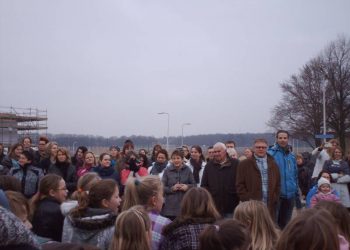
[311,139,339,180]
[185,145,206,187]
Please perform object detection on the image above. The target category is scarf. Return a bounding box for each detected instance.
[190,158,202,184]
[151,161,168,175]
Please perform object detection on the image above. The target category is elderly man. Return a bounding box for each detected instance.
[268,130,298,229]
[201,142,239,217]
[236,139,280,219]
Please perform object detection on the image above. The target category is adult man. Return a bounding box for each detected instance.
[201,142,239,217]
[225,140,236,149]
[268,130,298,229]
[34,136,49,167]
[236,139,280,218]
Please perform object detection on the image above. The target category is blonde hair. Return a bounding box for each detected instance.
[122,175,162,211]
[234,200,279,250]
[110,205,151,250]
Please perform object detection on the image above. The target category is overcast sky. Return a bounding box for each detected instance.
[1,1,350,137]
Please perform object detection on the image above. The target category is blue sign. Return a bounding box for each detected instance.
[315,134,334,139]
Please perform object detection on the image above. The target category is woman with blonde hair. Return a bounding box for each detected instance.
[123,175,171,250]
[234,200,279,250]
[110,205,151,250]
[160,187,220,250]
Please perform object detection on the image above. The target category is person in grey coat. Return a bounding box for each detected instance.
[162,149,196,220]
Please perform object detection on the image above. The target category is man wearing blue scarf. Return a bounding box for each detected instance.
[268,130,298,229]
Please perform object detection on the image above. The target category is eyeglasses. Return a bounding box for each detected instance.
[255,146,267,149]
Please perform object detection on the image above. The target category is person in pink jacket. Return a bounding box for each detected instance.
[311,177,340,207]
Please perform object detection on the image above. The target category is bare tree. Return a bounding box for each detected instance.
[269,36,350,149]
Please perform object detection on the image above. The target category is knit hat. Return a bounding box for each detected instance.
[318,177,331,188]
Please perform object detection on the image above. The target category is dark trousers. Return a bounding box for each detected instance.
[277,197,295,229]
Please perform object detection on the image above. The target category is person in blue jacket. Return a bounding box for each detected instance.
[268,130,298,229]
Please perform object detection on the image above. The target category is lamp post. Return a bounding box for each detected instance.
[157,112,170,151]
[181,123,191,146]
[322,80,327,143]
[72,141,78,154]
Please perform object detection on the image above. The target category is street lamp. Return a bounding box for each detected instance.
[181,123,191,146]
[72,141,78,154]
[322,80,327,143]
[157,112,170,151]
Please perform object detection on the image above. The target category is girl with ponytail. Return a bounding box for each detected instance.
[31,174,68,241]
[62,179,121,250]
[123,175,171,250]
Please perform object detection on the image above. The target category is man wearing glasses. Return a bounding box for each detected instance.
[236,138,280,219]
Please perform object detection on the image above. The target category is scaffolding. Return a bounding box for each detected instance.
[0,106,48,147]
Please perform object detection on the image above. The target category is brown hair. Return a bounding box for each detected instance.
[70,172,101,200]
[199,219,250,250]
[110,205,151,250]
[70,179,118,217]
[5,191,30,218]
[254,138,268,145]
[84,151,97,166]
[122,141,135,155]
[46,141,58,158]
[331,146,343,160]
[191,145,205,162]
[8,143,23,159]
[0,175,22,192]
[314,201,350,242]
[30,174,62,218]
[55,147,71,164]
[171,149,184,159]
[275,209,339,250]
[156,149,169,161]
[234,200,279,250]
[122,176,162,211]
[39,136,49,144]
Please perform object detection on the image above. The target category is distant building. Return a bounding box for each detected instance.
[0,106,47,147]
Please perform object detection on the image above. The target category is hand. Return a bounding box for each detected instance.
[179,184,188,191]
[172,183,182,192]
[128,158,140,172]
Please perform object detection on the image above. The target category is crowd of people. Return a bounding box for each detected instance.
[0,130,350,250]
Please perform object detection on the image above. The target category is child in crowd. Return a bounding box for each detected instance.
[162,149,196,220]
[110,205,151,250]
[199,219,251,250]
[5,191,32,229]
[160,187,221,250]
[31,174,68,242]
[62,179,121,250]
[234,200,279,250]
[310,177,340,207]
[123,175,171,250]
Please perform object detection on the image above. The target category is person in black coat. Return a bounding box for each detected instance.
[32,174,68,242]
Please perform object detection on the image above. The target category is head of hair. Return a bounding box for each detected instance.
[9,143,23,159]
[329,139,339,146]
[317,170,334,183]
[30,174,62,217]
[275,209,339,250]
[74,146,88,157]
[38,136,49,144]
[5,191,30,219]
[331,146,343,159]
[296,153,303,161]
[110,205,151,250]
[180,187,220,220]
[213,142,226,151]
[56,147,71,164]
[191,145,205,161]
[20,151,34,164]
[276,130,289,138]
[21,136,32,144]
[225,140,236,146]
[70,172,101,200]
[138,154,149,168]
[122,141,135,155]
[0,175,22,192]
[70,179,118,217]
[199,219,251,250]
[99,152,111,162]
[254,138,268,145]
[83,151,97,166]
[122,176,162,211]
[234,200,279,250]
[46,141,58,156]
[156,149,169,160]
[314,201,350,242]
[171,149,184,159]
